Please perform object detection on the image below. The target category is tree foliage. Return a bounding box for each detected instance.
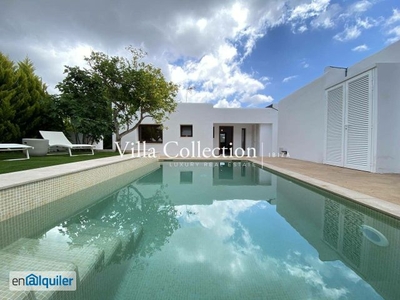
[0,53,58,143]
[55,67,112,144]
[0,53,19,141]
[57,47,179,147]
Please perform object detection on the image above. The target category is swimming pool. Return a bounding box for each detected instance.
[1,161,399,299]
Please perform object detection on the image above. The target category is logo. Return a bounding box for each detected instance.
[9,271,77,291]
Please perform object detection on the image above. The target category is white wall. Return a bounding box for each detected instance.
[278,40,400,172]
[278,77,326,162]
[259,124,273,156]
[375,63,400,173]
[163,104,214,157]
[120,103,278,158]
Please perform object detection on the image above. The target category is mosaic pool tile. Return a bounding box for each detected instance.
[2,238,103,282]
[0,158,159,223]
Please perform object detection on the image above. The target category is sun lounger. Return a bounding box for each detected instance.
[0,143,34,160]
[39,131,94,156]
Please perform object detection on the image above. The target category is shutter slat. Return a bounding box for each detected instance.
[326,85,344,166]
[345,74,371,171]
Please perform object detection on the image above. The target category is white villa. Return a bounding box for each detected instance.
[118,103,278,159]
[115,40,400,174]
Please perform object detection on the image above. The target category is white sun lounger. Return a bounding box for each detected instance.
[0,143,34,160]
[39,131,94,156]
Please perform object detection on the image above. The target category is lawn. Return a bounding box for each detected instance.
[0,151,120,174]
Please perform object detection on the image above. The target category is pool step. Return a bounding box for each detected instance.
[0,277,35,300]
[0,251,77,300]
[0,220,143,299]
[66,232,122,265]
[2,238,104,283]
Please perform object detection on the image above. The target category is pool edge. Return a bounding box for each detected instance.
[247,158,400,220]
[0,156,159,222]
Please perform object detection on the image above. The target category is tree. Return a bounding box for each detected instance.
[58,47,179,147]
[0,54,55,143]
[56,67,113,144]
[0,53,19,141]
[13,58,49,139]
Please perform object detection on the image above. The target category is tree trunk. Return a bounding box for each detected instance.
[113,111,121,151]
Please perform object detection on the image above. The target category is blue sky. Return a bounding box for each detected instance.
[245,0,400,103]
[1,0,399,107]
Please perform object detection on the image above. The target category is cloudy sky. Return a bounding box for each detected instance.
[1,0,399,108]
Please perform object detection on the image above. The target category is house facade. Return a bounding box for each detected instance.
[117,103,278,159]
[113,41,400,173]
[278,40,400,173]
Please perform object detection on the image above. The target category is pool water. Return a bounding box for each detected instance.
[2,161,400,299]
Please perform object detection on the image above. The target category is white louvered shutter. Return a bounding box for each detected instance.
[325,85,344,166]
[345,73,371,171]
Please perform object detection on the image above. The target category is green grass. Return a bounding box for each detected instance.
[0,151,120,174]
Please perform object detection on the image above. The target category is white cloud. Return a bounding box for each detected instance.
[386,8,400,25]
[242,94,273,105]
[0,0,390,106]
[356,17,378,29]
[385,9,400,44]
[333,25,361,42]
[289,0,332,33]
[214,99,242,108]
[289,0,330,21]
[1,0,282,98]
[324,0,382,42]
[352,44,369,52]
[386,26,400,44]
[348,0,373,14]
[298,25,308,33]
[282,75,298,83]
[260,76,272,83]
[333,16,378,42]
[169,41,273,106]
[301,60,309,68]
[310,3,342,29]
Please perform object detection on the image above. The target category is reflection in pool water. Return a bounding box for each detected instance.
[113,162,398,300]
[1,161,399,299]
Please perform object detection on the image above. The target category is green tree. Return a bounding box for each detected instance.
[0,53,57,142]
[13,58,49,139]
[0,53,19,141]
[58,47,179,148]
[56,67,113,144]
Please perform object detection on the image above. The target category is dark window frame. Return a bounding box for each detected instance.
[180,171,193,184]
[241,128,246,149]
[180,125,193,137]
[138,124,163,143]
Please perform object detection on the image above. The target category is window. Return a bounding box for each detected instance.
[180,125,193,137]
[180,171,193,184]
[139,125,163,143]
[241,128,246,149]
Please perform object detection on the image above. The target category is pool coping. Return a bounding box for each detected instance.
[0,155,160,222]
[0,154,144,190]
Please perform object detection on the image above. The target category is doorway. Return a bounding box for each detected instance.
[325,71,372,171]
[219,126,233,155]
